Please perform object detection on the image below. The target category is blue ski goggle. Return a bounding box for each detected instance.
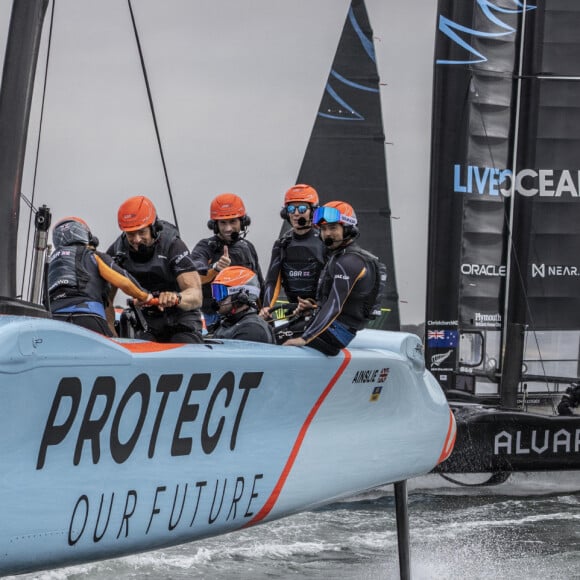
[211,283,259,303]
[286,204,309,215]
[313,206,358,226]
[210,283,231,302]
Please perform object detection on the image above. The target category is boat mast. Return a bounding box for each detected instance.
[0,0,48,298]
[499,0,530,409]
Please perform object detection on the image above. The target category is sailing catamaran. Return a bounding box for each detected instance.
[0,0,453,576]
[425,0,580,482]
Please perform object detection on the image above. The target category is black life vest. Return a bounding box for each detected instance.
[318,244,386,329]
[48,246,109,310]
[279,229,326,302]
[205,236,261,273]
[109,220,181,292]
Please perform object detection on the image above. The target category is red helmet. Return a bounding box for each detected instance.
[313,201,358,226]
[211,266,261,304]
[117,196,157,232]
[210,193,246,221]
[284,184,319,206]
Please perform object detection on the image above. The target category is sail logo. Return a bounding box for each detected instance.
[474,312,501,328]
[431,350,453,367]
[318,8,379,122]
[461,263,506,277]
[532,264,580,278]
[437,1,536,66]
[454,164,580,197]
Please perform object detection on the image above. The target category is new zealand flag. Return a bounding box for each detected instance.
[427,330,459,348]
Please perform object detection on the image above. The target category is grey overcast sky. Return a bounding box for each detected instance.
[0,0,437,324]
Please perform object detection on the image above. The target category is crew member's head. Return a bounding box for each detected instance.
[567,382,580,405]
[280,184,319,231]
[313,201,359,250]
[210,266,260,317]
[207,193,250,243]
[52,216,98,249]
[117,196,158,253]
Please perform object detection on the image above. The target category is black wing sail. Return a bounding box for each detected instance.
[286,0,400,330]
[426,0,519,391]
[503,0,580,394]
[516,1,580,331]
[426,0,580,396]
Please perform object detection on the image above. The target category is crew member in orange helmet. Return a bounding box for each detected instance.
[210,266,274,344]
[190,193,263,332]
[259,184,326,339]
[107,196,203,343]
[283,201,384,356]
[48,217,154,336]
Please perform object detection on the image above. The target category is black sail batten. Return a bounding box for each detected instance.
[428,0,580,476]
[284,0,400,330]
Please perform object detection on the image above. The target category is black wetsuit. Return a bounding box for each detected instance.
[301,242,377,356]
[213,308,275,344]
[108,223,203,343]
[190,235,264,323]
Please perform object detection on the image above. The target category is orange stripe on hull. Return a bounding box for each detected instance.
[115,341,185,353]
[436,409,457,464]
[245,348,353,527]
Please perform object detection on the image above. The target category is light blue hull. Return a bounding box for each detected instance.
[0,317,454,575]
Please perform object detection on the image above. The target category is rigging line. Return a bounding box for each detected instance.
[477,88,554,402]
[20,193,38,214]
[501,0,529,359]
[477,81,555,394]
[506,3,554,402]
[20,0,56,299]
[503,240,556,399]
[127,0,179,231]
[473,72,554,403]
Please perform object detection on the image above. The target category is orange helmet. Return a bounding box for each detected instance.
[211,266,261,305]
[284,184,319,206]
[313,200,358,226]
[210,193,246,221]
[117,196,157,232]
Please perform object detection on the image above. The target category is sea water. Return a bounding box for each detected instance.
[7,477,580,580]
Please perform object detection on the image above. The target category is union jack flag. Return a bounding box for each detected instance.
[428,330,444,340]
[427,329,458,348]
[378,368,390,383]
